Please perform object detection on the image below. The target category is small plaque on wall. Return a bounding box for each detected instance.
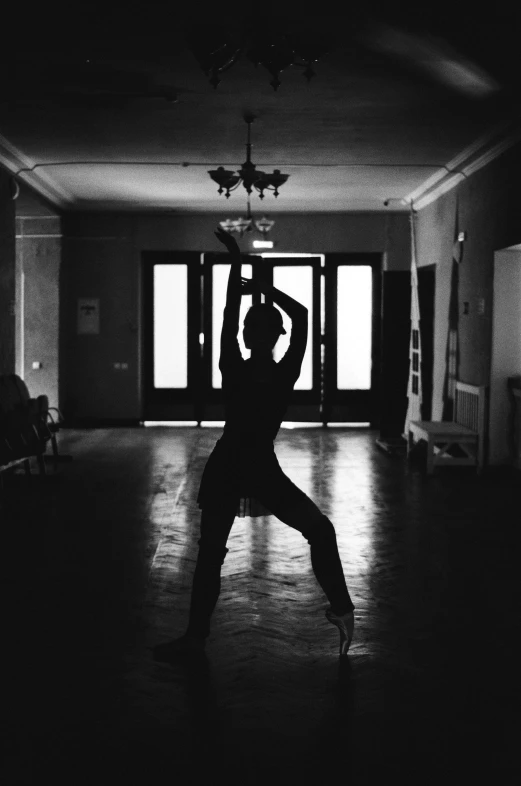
[77,298,100,335]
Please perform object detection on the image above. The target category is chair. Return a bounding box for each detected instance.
[0,375,46,483]
[407,381,487,475]
[9,375,65,469]
[0,374,69,485]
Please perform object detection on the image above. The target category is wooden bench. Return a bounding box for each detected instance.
[407,381,487,475]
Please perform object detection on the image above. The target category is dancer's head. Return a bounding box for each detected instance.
[243,303,286,351]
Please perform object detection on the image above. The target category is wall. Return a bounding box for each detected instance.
[0,170,16,375]
[133,212,411,269]
[61,211,411,421]
[489,249,521,465]
[15,216,62,408]
[415,141,521,421]
[60,219,138,421]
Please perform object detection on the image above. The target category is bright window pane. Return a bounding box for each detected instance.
[154,265,187,389]
[273,266,312,390]
[212,264,252,389]
[337,266,372,389]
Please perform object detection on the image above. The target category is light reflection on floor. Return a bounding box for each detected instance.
[148,427,377,583]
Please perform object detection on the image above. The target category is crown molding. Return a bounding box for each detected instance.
[403,122,521,211]
[1,121,519,215]
[0,132,74,208]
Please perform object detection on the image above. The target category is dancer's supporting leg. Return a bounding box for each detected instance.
[185,504,236,640]
[152,502,236,661]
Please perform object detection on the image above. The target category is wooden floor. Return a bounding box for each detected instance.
[1,427,519,785]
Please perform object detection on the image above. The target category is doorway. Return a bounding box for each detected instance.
[142,251,201,422]
[490,245,521,466]
[323,254,381,425]
[142,251,382,425]
[418,265,435,420]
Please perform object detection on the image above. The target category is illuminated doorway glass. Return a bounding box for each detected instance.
[212,264,253,388]
[273,266,313,390]
[154,265,188,389]
[337,266,372,389]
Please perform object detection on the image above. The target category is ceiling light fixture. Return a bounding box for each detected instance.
[219,194,275,239]
[208,114,289,200]
[189,26,329,91]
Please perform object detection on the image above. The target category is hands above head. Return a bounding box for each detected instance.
[250,273,271,293]
[215,226,240,253]
[241,274,272,289]
[241,277,256,295]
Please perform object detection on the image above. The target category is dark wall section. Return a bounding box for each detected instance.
[60,216,137,423]
[416,141,521,419]
[0,170,16,375]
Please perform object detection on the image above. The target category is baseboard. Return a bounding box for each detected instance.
[61,418,143,428]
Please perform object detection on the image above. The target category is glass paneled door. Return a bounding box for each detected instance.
[264,256,322,421]
[143,251,381,425]
[201,254,254,421]
[323,254,382,425]
[201,254,322,422]
[143,252,201,421]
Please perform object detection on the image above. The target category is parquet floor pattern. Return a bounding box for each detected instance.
[1,427,519,785]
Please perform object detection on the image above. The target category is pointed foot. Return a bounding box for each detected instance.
[326,608,355,656]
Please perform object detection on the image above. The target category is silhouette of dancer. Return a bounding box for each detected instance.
[153,227,354,661]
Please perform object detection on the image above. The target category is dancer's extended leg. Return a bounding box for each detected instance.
[251,468,355,653]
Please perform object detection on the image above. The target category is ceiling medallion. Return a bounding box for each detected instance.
[189,26,329,90]
[208,114,289,200]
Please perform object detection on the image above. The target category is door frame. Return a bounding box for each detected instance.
[323,253,382,427]
[261,254,323,421]
[141,250,382,426]
[489,246,521,467]
[201,253,322,422]
[142,251,201,422]
[200,252,259,421]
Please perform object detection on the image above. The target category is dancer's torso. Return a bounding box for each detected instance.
[198,352,300,512]
[221,357,294,450]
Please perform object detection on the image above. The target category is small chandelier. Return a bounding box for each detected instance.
[219,195,275,239]
[189,25,329,91]
[208,114,289,200]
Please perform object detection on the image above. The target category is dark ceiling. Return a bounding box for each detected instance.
[3,1,520,216]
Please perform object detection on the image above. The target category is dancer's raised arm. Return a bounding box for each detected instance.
[257,278,308,381]
[214,227,243,372]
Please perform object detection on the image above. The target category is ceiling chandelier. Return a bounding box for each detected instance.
[189,26,329,91]
[208,114,289,200]
[219,194,275,238]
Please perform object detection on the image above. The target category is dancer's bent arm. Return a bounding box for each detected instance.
[258,279,308,380]
[215,227,243,371]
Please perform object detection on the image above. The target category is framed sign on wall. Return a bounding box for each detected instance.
[77,298,100,335]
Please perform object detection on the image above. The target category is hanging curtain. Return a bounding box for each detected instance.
[442,206,461,421]
[403,205,423,436]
